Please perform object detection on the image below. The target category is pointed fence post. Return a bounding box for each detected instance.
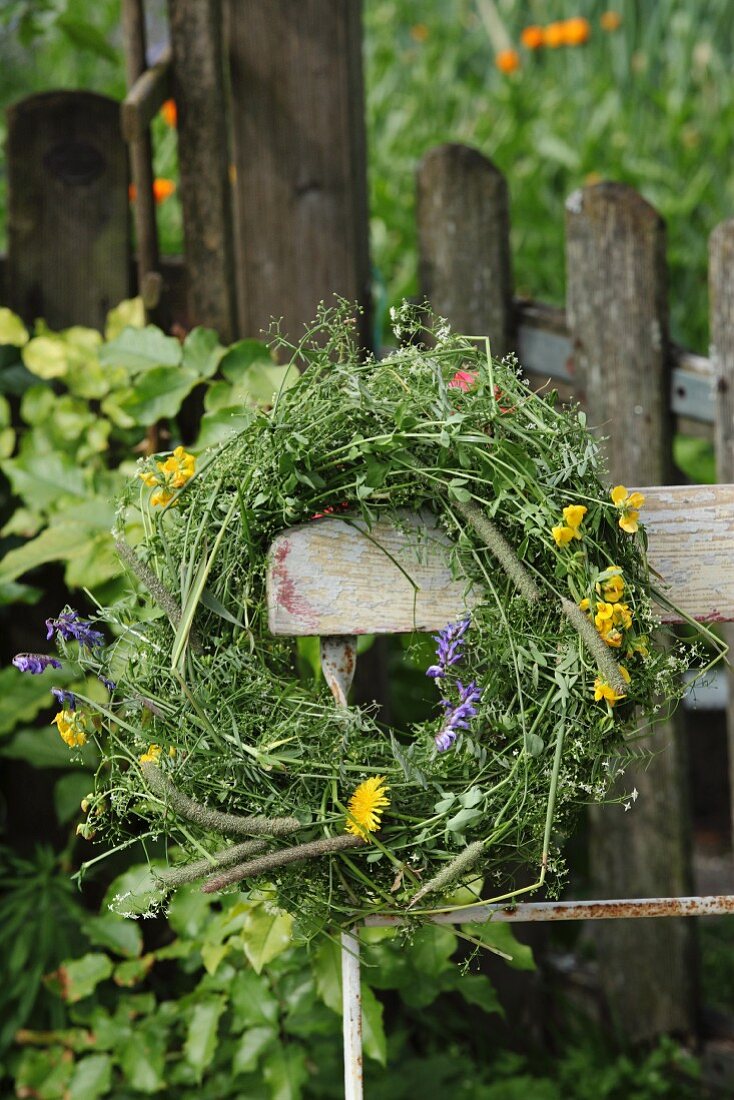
[416,144,514,356]
[709,220,734,853]
[566,182,696,1039]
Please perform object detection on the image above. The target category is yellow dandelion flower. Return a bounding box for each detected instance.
[345,776,390,840]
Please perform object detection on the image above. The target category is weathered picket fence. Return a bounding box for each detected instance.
[2,0,734,1052]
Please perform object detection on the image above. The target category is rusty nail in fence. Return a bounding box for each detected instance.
[365,895,734,927]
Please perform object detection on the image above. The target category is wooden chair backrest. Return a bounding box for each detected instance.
[267,484,734,635]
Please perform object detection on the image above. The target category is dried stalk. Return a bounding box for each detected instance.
[454,499,540,601]
[154,839,269,889]
[142,763,300,837]
[408,840,484,908]
[115,538,203,653]
[202,834,365,893]
[560,597,628,695]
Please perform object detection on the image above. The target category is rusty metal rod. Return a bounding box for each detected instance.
[365,895,734,926]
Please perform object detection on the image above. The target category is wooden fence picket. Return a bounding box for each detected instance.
[6,91,130,331]
[416,144,514,355]
[709,221,734,860]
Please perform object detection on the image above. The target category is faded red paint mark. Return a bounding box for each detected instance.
[271,540,318,628]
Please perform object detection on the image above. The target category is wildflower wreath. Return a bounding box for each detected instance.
[16,304,717,936]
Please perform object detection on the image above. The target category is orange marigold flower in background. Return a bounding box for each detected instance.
[600,10,622,32]
[496,49,520,74]
[161,98,178,127]
[128,178,177,205]
[410,22,430,43]
[562,17,591,46]
[520,25,544,50]
[543,21,567,48]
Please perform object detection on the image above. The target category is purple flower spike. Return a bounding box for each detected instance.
[426,617,471,680]
[435,680,482,753]
[13,653,63,675]
[51,688,77,709]
[46,611,105,649]
[98,675,116,693]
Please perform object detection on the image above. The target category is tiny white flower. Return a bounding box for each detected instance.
[623,801,631,812]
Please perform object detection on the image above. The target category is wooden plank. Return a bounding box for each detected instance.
[224,0,371,348]
[266,485,734,635]
[6,91,131,331]
[168,0,237,342]
[121,46,172,143]
[566,181,694,1041]
[709,219,734,851]
[417,144,514,356]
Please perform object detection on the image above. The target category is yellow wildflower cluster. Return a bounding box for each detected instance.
[552,503,587,547]
[139,744,176,764]
[345,776,390,841]
[139,446,196,507]
[52,709,89,748]
[594,663,631,706]
[580,567,649,658]
[611,485,644,534]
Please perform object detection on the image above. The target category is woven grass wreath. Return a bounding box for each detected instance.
[25,303,717,936]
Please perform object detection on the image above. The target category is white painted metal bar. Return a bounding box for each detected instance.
[341,929,363,1100]
[365,894,734,926]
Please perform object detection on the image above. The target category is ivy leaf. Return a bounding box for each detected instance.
[114,366,200,425]
[451,973,505,1016]
[0,306,29,346]
[240,905,293,973]
[99,325,182,373]
[361,985,387,1067]
[184,997,226,1077]
[262,1043,309,1100]
[230,970,279,1030]
[182,326,226,379]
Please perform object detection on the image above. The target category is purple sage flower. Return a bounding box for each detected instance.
[426,617,471,679]
[435,680,481,753]
[51,688,77,709]
[46,611,105,649]
[13,653,63,675]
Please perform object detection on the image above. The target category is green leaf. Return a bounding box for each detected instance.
[20,383,56,425]
[361,985,387,1066]
[241,905,294,973]
[452,973,504,1016]
[0,666,75,735]
[183,326,226,379]
[104,865,166,918]
[167,883,214,938]
[14,1047,74,1097]
[54,772,93,824]
[230,970,279,1029]
[184,997,226,1077]
[113,954,154,987]
[232,1026,276,1075]
[105,297,145,341]
[194,407,254,448]
[220,338,274,380]
[22,334,70,379]
[67,1054,112,1100]
[117,1019,167,1092]
[313,937,342,1014]
[56,14,117,61]
[463,921,536,970]
[2,449,88,511]
[0,306,29,346]
[1,727,98,769]
[525,732,545,757]
[99,325,182,373]
[115,366,199,425]
[0,523,90,584]
[262,1044,309,1100]
[208,340,297,410]
[83,913,143,959]
[52,953,113,1003]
